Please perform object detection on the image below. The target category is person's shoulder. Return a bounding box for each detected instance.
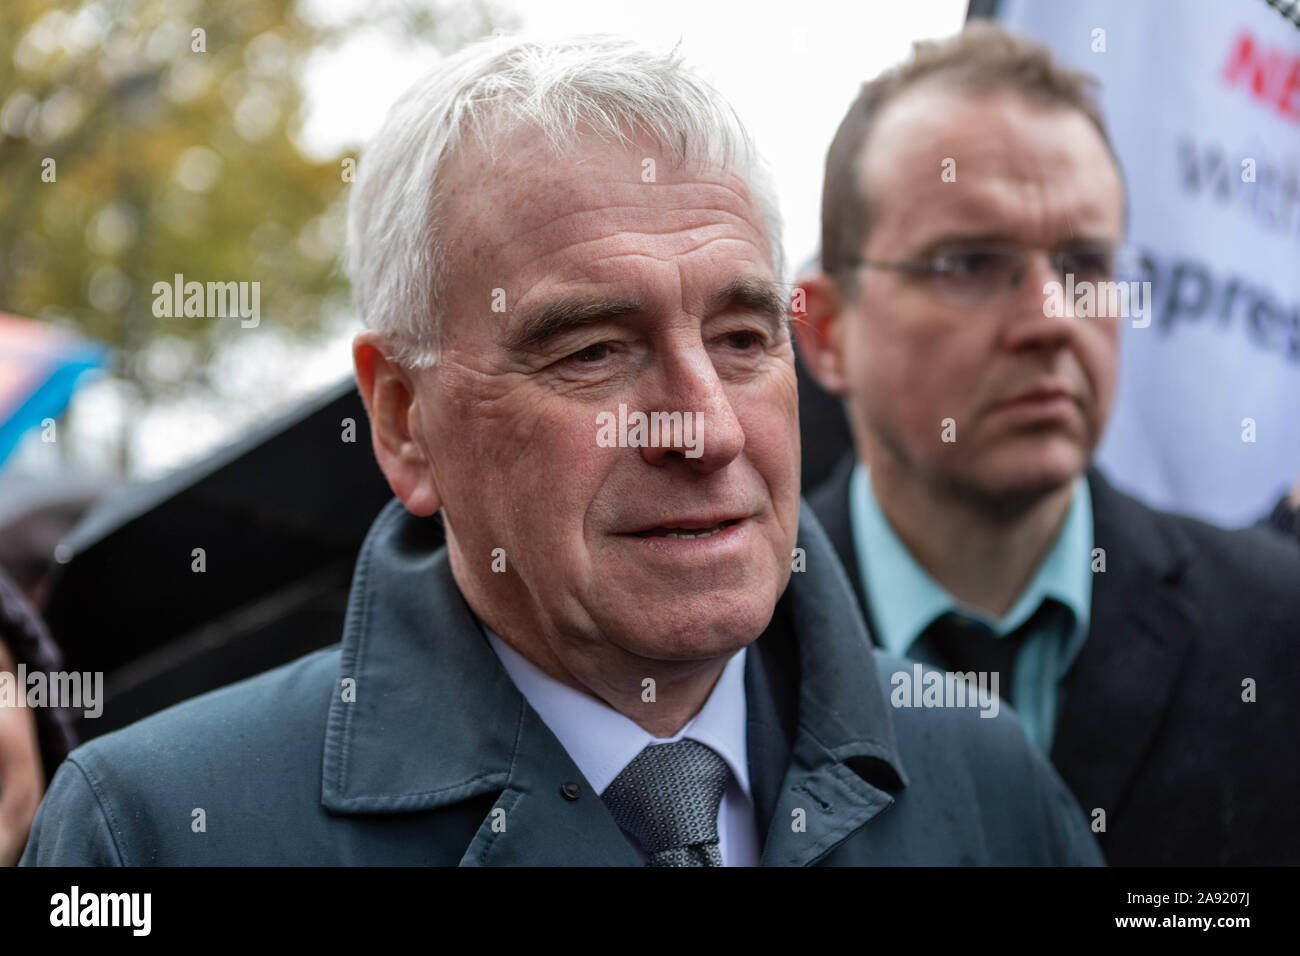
[67,644,341,796]
[24,645,343,865]
[1092,468,1300,621]
[1092,471,1300,611]
[1123,489,1294,616]
[1167,508,1300,588]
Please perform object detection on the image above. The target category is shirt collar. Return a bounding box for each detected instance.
[850,462,1093,662]
[484,627,752,800]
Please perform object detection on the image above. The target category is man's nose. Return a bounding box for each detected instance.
[1001,250,1075,351]
[636,341,745,472]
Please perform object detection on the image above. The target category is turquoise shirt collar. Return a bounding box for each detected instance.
[849,463,1093,677]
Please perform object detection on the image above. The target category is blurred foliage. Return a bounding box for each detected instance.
[0,0,506,409]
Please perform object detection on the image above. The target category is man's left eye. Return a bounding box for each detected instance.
[723,330,763,350]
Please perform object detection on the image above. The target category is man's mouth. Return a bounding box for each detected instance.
[629,518,742,539]
[994,379,1079,410]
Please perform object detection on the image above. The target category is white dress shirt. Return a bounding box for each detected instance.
[484,627,761,866]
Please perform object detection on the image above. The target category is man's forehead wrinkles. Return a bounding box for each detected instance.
[490,218,769,299]
[511,234,771,311]
[479,160,752,205]
[499,198,759,252]
[480,167,754,212]
[497,172,763,234]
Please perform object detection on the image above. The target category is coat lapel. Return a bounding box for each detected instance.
[743,610,799,845]
[751,507,909,865]
[1049,470,1196,820]
[321,500,516,814]
[457,705,642,866]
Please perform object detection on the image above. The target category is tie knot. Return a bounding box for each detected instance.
[600,738,732,866]
[922,602,1067,690]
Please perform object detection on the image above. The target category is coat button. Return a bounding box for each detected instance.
[560,782,580,801]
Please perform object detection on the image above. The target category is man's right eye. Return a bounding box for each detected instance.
[567,343,611,363]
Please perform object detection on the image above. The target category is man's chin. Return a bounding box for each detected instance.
[595,590,777,662]
[953,447,1086,512]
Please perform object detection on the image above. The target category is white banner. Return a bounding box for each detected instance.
[992,0,1300,527]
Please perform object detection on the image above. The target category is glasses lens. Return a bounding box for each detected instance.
[930,247,1020,305]
[1057,247,1115,281]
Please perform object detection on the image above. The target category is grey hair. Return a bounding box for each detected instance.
[346,33,785,368]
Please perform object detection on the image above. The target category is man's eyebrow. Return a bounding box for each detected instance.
[504,297,644,353]
[908,231,1024,257]
[911,230,1118,253]
[704,277,789,330]
[503,278,787,354]
[914,230,1020,249]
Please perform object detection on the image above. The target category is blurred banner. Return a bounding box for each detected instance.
[0,312,104,468]
[976,0,1300,527]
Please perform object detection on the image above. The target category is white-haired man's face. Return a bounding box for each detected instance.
[358,125,799,693]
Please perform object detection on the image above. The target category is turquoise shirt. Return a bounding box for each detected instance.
[849,463,1093,753]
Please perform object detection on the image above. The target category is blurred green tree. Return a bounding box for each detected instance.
[0,0,506,469]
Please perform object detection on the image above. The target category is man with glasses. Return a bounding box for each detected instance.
[795,22,1300,865]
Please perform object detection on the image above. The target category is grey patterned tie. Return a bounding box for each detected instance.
[600,739,731,867]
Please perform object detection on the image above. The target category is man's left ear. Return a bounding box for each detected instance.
[791,271,851,397]
[352,331,444,516]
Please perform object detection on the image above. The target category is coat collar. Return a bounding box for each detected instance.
[320,498,523,814]
[320,496,908,865]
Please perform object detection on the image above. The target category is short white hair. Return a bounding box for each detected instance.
[346,33,785,368]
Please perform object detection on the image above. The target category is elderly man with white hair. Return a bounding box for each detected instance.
[21,35,1101,866]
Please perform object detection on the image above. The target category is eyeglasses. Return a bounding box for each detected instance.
[844,241,1147,307]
